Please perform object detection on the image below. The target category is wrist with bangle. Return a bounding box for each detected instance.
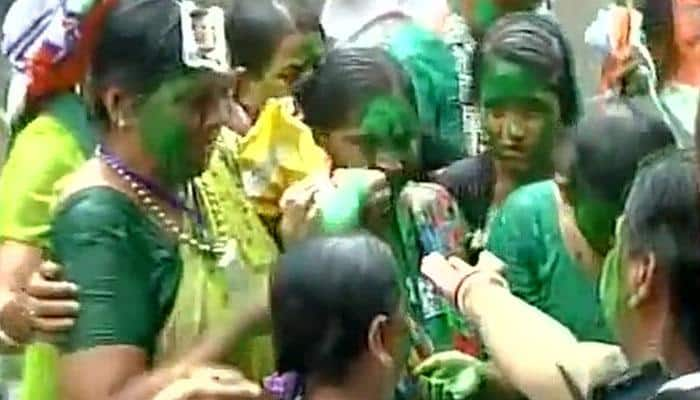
[451,270,508,314]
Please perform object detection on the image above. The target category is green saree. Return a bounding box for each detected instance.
[52,187,181,357]
[487,181,614,343]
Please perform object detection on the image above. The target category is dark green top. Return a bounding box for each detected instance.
[51,187,181,358]
[487,181,613,343]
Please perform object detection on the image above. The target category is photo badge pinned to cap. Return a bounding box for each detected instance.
[179,0,231,73]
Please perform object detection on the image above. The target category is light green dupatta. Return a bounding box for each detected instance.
[0,94,97,400]
[156,129,278,381]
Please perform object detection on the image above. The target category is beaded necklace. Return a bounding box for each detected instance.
[97,145,226,255]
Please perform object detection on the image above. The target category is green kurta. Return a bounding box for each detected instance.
[52,187,181,357]
[487,181,613,343]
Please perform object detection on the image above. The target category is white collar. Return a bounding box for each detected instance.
[658,372,700,393]
[320,0,404,41]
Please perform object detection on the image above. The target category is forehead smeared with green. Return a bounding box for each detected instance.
[136,72,216,185]
[468,0,541,29]
[359,95,419,151]
[479,54,555,107]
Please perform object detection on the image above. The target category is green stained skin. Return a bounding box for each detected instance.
[361,96,419,152]
[136,73,222,186]
[323,95,421,177]
[572,185,622,256]
[360,95,421,178]
[479,55,560,180]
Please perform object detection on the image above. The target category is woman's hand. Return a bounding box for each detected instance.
[279,177,323,246]
[153,366,262,400]
[0,260,79,344]
[342,169,391,235]
[421,252,508,310]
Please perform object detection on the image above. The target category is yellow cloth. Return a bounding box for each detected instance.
[0,112,85,247]
[237,98,329,218]
[157,128,279,381]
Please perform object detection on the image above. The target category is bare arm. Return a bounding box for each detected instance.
[464,284,627,400]
[423,253,628,400]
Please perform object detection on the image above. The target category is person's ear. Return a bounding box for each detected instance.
[628,251,657,308]
[367,314,393,367]
[100,87,137,129]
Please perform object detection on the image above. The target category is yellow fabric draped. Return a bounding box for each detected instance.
[157,128,279,381]
[237,98,329,219]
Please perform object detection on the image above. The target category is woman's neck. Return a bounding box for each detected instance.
[102,132,163,187]
[492,160,524,206]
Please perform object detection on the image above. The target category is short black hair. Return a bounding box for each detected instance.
[566,97,675,206]
[271,233,401,383]
[297,46,415,134]
[478,12,580,127]
[225,0,320,78]
[623,148,700,365]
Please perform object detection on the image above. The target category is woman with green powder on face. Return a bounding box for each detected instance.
[487,97,674,344]
[435,12,579,253]
[160,0,330,380]
[424,148,700,399]
[283,46,494,399]
[293,46,468,353]
[221,0,330,224]
[48,0,263,398]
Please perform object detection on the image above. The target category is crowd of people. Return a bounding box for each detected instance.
[0,0,699,399]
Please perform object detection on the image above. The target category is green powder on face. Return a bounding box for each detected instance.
[137,74,204,186]
[360,96,419,152]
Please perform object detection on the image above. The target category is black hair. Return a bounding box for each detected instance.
[225,0,320,78]
[271,233,401,383]
[297,46,416,135]
[623,148,700,366]
[566,97,675,206]
[91,0,186,95]
[477,12,580,127]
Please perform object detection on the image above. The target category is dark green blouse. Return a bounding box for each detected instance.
[51,187,181,358]
[487,181,613,343]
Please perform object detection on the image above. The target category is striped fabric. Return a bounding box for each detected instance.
[1,0,97,121]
